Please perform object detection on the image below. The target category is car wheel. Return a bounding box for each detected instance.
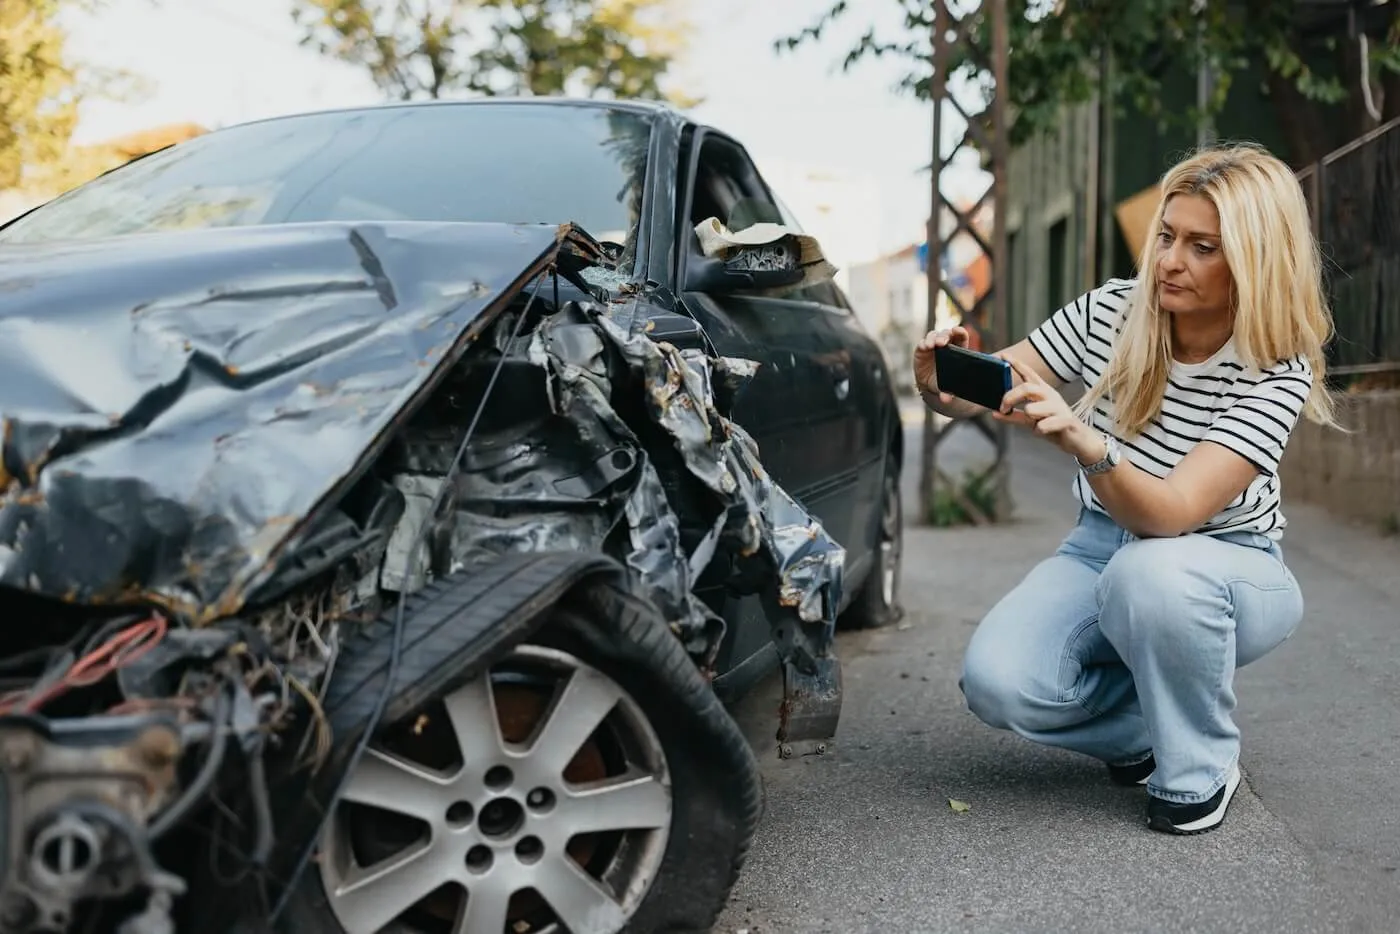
[838,464,904,630]
[280,580,763,934]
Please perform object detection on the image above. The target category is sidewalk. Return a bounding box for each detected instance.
[717,421,1400,934]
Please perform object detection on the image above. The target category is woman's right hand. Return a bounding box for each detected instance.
[912,326,970,405]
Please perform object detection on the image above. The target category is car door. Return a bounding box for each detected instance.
[791,278,895,590]
[672,130,860,558]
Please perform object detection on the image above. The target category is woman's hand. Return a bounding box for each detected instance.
[912,326,970,405]
[994,356,1104,463]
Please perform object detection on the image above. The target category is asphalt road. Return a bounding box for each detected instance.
[715,406,1400,934]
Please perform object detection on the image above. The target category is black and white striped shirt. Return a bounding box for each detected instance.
[1028,277,1312,540]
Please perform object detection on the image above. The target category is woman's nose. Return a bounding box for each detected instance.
[1159,243,1187,273]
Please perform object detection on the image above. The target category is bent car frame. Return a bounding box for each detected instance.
[0,98,904,934]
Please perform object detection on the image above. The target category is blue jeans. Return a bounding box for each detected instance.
[960,508,1304,804]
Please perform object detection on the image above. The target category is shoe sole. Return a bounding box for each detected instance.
[1147,764,1241,835]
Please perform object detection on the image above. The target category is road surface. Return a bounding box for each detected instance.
[716,404,1400,933]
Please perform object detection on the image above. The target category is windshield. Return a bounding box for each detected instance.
[0,103,653,270]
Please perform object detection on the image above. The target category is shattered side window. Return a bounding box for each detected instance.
[0,104,652,272]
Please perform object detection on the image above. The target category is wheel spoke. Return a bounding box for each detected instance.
[559,773,671,837]
[528,667,623,777]
[442,672,506,765]
[340,748,450,820]
[325,841,453,934]
[456,878,514,934]
[534,856,627,934]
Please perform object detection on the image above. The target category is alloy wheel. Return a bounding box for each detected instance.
[317,645,672,934]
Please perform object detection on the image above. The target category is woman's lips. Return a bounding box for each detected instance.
[1161,282,1186,293]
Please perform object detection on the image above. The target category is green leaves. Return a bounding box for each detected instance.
[291,0,693,103]
[779,0,1400,162]
[1,0,150,193]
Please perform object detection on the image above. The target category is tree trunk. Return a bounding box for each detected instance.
[1267,68,1330,167]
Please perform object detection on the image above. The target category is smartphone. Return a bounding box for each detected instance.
[933,343,1013,410]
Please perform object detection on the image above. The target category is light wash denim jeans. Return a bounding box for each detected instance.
[960,508,1304,804]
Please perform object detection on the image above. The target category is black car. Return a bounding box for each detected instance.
[0,98,903,934]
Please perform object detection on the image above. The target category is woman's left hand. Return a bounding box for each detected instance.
[994,355,1103,463]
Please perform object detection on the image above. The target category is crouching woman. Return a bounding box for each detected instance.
[913,144,1337,835]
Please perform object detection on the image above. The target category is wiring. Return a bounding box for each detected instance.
[269,265,555,922]
[149,680,233,840]
[0,613,168,714]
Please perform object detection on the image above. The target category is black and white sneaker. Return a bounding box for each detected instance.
[1107,754,1155,787]
[1146,763,1241,835]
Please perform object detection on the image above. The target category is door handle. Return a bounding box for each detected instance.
[833,376,850,401]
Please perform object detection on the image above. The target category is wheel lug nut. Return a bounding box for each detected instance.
[526,787,555,811]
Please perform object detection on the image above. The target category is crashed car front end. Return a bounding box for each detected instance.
[0,219,843,932]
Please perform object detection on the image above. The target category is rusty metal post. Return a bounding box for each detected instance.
[918,0,950,521]
[916,0,1013,526]
[987,0,1012,518]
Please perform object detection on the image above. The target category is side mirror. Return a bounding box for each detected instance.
[683,248,805,293]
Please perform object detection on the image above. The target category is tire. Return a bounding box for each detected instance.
[838,462,904,630]
[277,577,763,934]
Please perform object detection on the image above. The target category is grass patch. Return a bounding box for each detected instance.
[927,468,1000,527]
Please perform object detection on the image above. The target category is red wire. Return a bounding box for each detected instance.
[1,614,169,715]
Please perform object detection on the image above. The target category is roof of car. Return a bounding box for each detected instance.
[224,96,686,132]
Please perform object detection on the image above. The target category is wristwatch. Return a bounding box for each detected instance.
[1078,434,1122,475]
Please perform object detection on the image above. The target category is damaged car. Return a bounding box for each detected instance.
[0,98,904,934]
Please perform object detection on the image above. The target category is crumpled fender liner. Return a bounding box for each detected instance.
[254,549,624,905]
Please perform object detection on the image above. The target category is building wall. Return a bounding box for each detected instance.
[847,245,949,387]
[1280,391,1400,530]
[1004,100,1099,344]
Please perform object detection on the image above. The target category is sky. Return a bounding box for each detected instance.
[63,0,989,255]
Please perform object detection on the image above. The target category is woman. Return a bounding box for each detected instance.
[913,144,1336,835]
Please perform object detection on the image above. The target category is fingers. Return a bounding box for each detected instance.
[994,409,1077,436]
[914,327,969,352]
[999,381,1047,412]
[991,409,1035,428]
[1032,414,1079,436]
[1003,354,1044,385]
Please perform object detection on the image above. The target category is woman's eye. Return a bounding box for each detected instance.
[1195,243,1216,255]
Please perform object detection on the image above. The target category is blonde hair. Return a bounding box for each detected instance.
[1075,143,1338,437]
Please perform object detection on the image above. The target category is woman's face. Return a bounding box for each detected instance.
[1154,194,1233,317]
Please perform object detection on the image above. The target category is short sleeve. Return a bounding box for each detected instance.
[1203,359,1313,475]
[1027,289,1094,383]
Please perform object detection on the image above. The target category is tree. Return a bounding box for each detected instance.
[0,0,79,190]
[1,0,149,194]
[780,0,1400,167]
[292,0,696,104]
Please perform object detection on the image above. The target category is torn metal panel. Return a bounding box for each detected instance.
[392,295,846,664]
[0,220,580,620]
[586,307,846,659]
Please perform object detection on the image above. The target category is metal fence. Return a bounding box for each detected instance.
[1297,116,1400,377]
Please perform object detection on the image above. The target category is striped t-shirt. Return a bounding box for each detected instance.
[1027,277,1312,540]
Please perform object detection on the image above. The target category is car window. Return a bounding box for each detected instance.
[688,136,784,236]
[0,104,654,273]
[686,136,840,305]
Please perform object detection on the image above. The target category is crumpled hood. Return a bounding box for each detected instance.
[0,220,579,618]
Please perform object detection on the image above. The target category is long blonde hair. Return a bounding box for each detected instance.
[1074,143,1337,437]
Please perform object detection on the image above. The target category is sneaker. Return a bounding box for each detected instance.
[1147,763,1242,835]
[1107,754,1155,787]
